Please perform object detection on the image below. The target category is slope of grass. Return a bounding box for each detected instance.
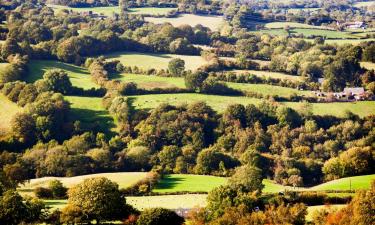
[48,5,176,16]
[145,14,224,31]
[262,179,288,193]
[65,96,116,134]
[153,174,226,193]
[105,51,207,71]
[113,73,185,89]
[310,174,375,191]
[21,172,148,191]
[265,22,331,29]
[233,70,302,81]
[285,101,375,118]
[0,94,22,132]
[227,82,312,98]
[311,38,375,45]
[27,60,98,90]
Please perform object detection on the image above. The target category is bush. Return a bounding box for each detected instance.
[136,208,184,225]
[49,180,68,199]
[34,187,53,199]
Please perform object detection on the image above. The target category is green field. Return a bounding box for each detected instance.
[311,38,375,45]
[145,14,224,31]
[105,51,207,71]
[285,101,375,118]
[311,174,375,191]
[265,22,331,29]
[254,28,370,39]
[153,174,227,193]
[128,93,375,117]
[227,82,311,98]
[113,73,185,89]
[65,96,116,134]
[27,60,99,90]
[48,5,176,16]
[0,94,22,132]
[234,70,302,81]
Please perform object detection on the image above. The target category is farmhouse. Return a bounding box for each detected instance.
[314,87,367,101]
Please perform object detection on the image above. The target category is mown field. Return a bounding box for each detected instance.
[27,60,98,90]
[0,93,22,132]
[105,51,207,71]
[233,69,302,81]
[65,96,117,134]
[145,14,224,31]
[310,174,375,191]
[48,5,176,16]
[264,22,332,30]
[113,73,185,89]
[128,93,375,117]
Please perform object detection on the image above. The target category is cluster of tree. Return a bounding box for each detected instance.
[34,179,67,199]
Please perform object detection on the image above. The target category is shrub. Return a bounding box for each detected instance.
[34,187,53,199]
[136,208,184,225]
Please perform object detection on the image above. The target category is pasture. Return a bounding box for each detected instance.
[0,94,22,132]
[360,61,375,70]
[153,174,226,193]
[19,172,149,196]
[145,14,224,31]
[311,38,375,45]
[48,5,176,16]
[27,60,99,90]
[227,82,312,98]
[105,51,207,71]
[264,22,331,30]
[233,70,302,81]
[65,96,117,134]
[113,73,185,89]
[310,174,375,191]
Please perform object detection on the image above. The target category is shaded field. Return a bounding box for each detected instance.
[128,93,375,117]
[265,22,331,30]
[145,14,224,31]
[48,5,176,16]
[27,60,99,90]
[233,69,302,81]
[311,174,375,191]
[306,205,346,221]
[153,174,226,193]
[105,51,207,71]
[0,93,22,132]
[360,61,375,70]
[113,73,185,89]
[65,96,116,134]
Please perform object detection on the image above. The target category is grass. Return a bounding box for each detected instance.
[105,51,207,71]
[48,4,176,16]
[44,194,207,210]
[285,101,375,118]
[354,1,375,7]
[113,73,185,89]
[65,96,116,134]
[262,179,288,193]
[306,205,346,221]
[19,172,149,196]
[360,61,375,70]
[310,174,375,191]
[128,93,375,117]
[0,93,22,133]
[312,38,375,45]
[27,60,99,90]
[232,70,302,81]
[265,22,331,30]
[129,93,263,112]
[145,14,224,31]
[153,174,227,193]
[227,82,312,98]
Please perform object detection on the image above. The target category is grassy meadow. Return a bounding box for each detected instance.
[360,61,375,70]
[105,51,207,71]
[233,70,302,81]
[27,60,99,90]
[0,94,22,132]
[65,96,116,134]
[48,5,176,16]
[153,174,227,193]
[113,73,185,89]
[311,174,375,191]
[145,14,224,31]
[264,22,331,30]
[306,205,346,221]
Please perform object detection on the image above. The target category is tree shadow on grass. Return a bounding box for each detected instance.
[154,175,186,190]
[69,108,117,137]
